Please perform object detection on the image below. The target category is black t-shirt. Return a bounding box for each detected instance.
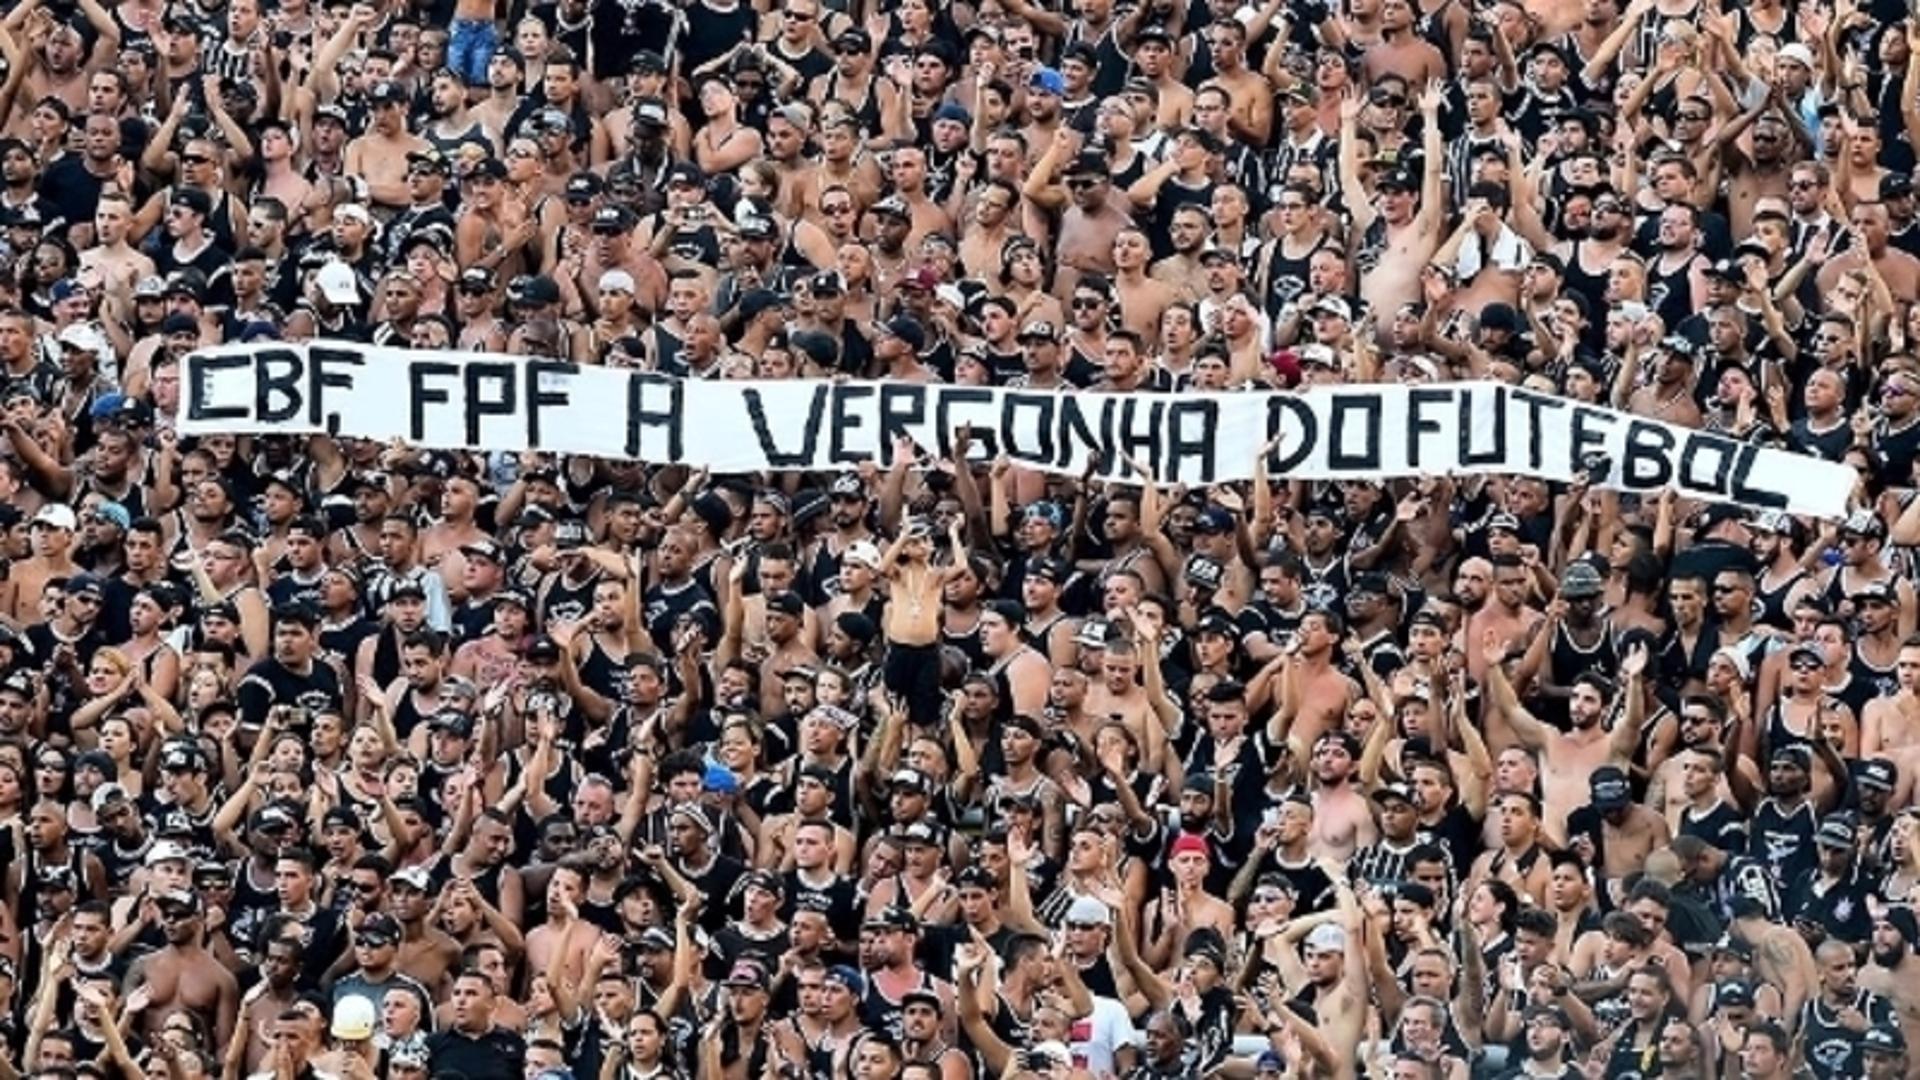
[427,1026,529,1080]
[234,656,347,730]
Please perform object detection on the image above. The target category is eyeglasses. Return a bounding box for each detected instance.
[1789,179,1819,189]
[1072,296,1104,309]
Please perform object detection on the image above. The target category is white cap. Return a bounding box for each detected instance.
[1065,895,1112,926]
[1305,923,1348,953]
[90,782,129,813]
[1030,1042,1072,1067]
[843,540,882,569]
[330,994,377,1041]
[934,283,967,310]
[31,504,76,531]
[597,269,636,294]
[1778,43,1815,69]
[144,839,192,867]
[57,323,108,356]
[316,261,359,304]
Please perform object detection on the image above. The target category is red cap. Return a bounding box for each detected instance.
[1267,349,1302,388]
[1169,834,1211,860]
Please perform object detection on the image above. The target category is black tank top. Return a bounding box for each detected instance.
[941,614,988,671]
[391,690,431,742]
[538,569,603,629]
[1755,570,1806,630]
[1261,236,1332,317]
[823,71,884,137]
[1563,240,1614,316]
[579,635,623,700]
[1749,796,1817,885]
[1646,253,1696,330]
[372,627,405,689]
[1849,643,1899,701]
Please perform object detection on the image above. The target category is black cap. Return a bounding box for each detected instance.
[405,148,451,175]
[876,314,926,351]
[1715,980,1755,1008]
[1590,765,1631,810]
[169,188,212,217]
[1865,1025,1908,1056]
[370,79,409,106]
[666,161,706,189]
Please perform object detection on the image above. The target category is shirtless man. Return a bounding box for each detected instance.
[1199,22,1271,146]
[79,194,156,303]
[389,866,470,990]
[1051,148,1131,281]
[1142,834,1235,965]
[1109,227,1176,339]
[1308,730,1378,862]
[1818,201,1920,300]
[128,888,239,1050]
[879,517,966,729]
[1581,765,1670,906]
[887,147,953,249]
[1362,0,1448,85]
[1270,609,1359,752]
[1729,901,1819,1021]
[524,863,611,987]
[1465,553,1544,699]
[344,81,430,212]
[1131,29,1194,129]
[26,19,116,115]
[420,477,488,599]
[1862,638,1920,804]
[1860,910,1920,1059]
[1341,81,1446,319]
[13,503,82,624]
[1082,636,1172,774]
[1484,638,1651,844]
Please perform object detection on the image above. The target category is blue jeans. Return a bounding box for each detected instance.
[448,18,497,87]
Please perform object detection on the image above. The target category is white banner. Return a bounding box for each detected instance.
[177,341,1853,518]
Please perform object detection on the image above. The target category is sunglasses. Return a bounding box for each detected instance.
[1072,296,1104,309]
[1065,178,1098,190]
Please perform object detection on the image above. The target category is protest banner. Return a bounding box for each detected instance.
[178,342,1854,518]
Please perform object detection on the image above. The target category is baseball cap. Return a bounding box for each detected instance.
[1859,758,1899,793]
[1305,923,1347,953]
[315,261,359,304]
[1065,895,1112,926]
[331,995,377,1040]
[1866,1025,1908,1056]
[1589,766,1630,811]
[1816,816,1857,849]
[31,504,77,531]
[1029,67,1066,95]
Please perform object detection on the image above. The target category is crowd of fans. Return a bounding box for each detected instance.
[5,0,1920,1077]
